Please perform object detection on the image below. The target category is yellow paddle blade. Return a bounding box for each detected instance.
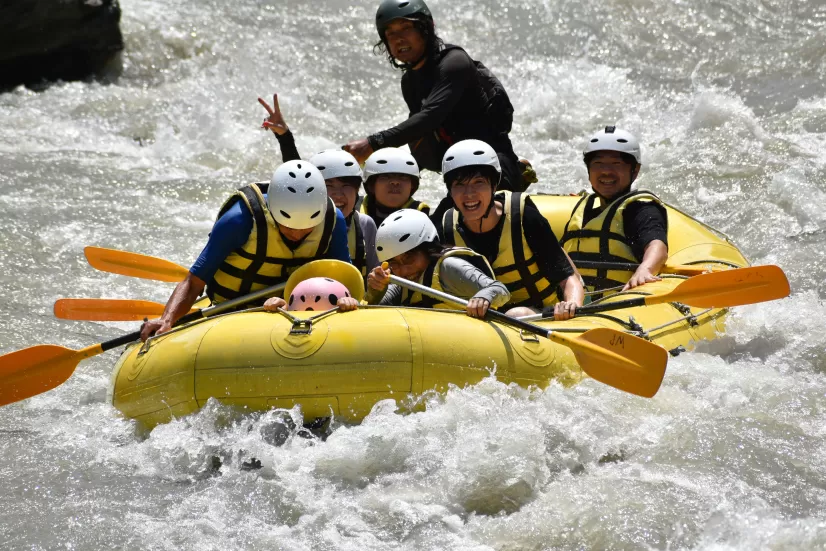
[284,259,365,303]
[84,246,189,283]
[649,265,790,308]
[550,328,668,398]
[54,298,168,321]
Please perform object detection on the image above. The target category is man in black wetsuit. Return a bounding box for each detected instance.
[343,0,526,221]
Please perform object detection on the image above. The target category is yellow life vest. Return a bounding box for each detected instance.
[560,190,664,297]
[347,211,367,278]
[442,191,560,309]
[206,183,337,304]
[400,247,495,309]
[359,194,431,227]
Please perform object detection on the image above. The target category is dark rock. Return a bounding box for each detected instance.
[0,0,124,90]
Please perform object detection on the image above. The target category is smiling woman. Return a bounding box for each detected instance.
[436,140,585,320]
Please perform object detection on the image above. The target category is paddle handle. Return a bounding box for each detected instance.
[387,273,551,340]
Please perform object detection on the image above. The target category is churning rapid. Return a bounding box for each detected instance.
[1,0,825,548]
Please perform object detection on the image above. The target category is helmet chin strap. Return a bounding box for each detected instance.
[475,187,497,232]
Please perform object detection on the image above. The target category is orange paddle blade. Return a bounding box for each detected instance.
[650,265,790,309]
[0,345,86,406]
[84,246,189,283]
[556,328,668,398]
[54,298,168,321]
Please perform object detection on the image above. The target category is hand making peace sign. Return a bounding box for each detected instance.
[258,94,289,136]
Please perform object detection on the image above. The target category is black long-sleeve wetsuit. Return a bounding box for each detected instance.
[367,45,522,195]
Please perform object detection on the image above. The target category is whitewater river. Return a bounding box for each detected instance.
[2,0,825,548]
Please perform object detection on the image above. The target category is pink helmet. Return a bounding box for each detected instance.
[287,277,351,311]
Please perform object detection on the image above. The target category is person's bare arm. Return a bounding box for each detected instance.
[624,240,668,290]
[140,273,206,341]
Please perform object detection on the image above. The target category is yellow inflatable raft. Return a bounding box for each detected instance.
[109,195,749,428]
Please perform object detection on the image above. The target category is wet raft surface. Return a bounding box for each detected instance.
[2,0,826,548]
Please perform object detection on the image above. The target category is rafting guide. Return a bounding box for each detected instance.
[343,0,526,223]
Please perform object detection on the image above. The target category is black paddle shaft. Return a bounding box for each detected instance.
[485,308,552,339]
[102,309,205,352]
[543,296,648,318]
[104,281,289,352]
[101,330,143,352]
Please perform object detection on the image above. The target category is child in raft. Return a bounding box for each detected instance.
[263,277,359,312]
[259,94,380,278]
[435,139,584,321]
[358,209,510,318]
[358,147,431,228]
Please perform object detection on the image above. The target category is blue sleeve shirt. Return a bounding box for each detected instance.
[190,196,351,282]
[325,208,352,263]
[190,198,253,282]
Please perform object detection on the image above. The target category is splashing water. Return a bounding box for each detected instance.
[2,0,826,548]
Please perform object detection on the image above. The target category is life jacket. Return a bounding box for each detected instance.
[408,44,515,173]
[359,194,431,228]
[442,191,560,309]
[347,210,367,278]
[560,190,664,298]
[206,183,337,304]
[400,247,495,309]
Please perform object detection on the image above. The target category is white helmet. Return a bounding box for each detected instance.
[375,209,439,262]
[442,139,501,187]
[268,160,328,230]
[363,147,420,186]
[583,126,642,165]
[309,149,362,181]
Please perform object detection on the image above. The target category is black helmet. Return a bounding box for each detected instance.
[376,0,432,38]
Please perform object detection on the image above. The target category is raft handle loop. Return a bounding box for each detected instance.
[518,329,540,343]
[273,306,343,335]
[626,316,648,339]
[270,308,314,335]
[137,339,152,356]
[290,318,314,335]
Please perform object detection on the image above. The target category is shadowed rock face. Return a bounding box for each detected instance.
[0,0,124,90]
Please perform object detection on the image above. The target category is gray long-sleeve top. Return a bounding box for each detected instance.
[357,212,380,274]
[366,256,510,308]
